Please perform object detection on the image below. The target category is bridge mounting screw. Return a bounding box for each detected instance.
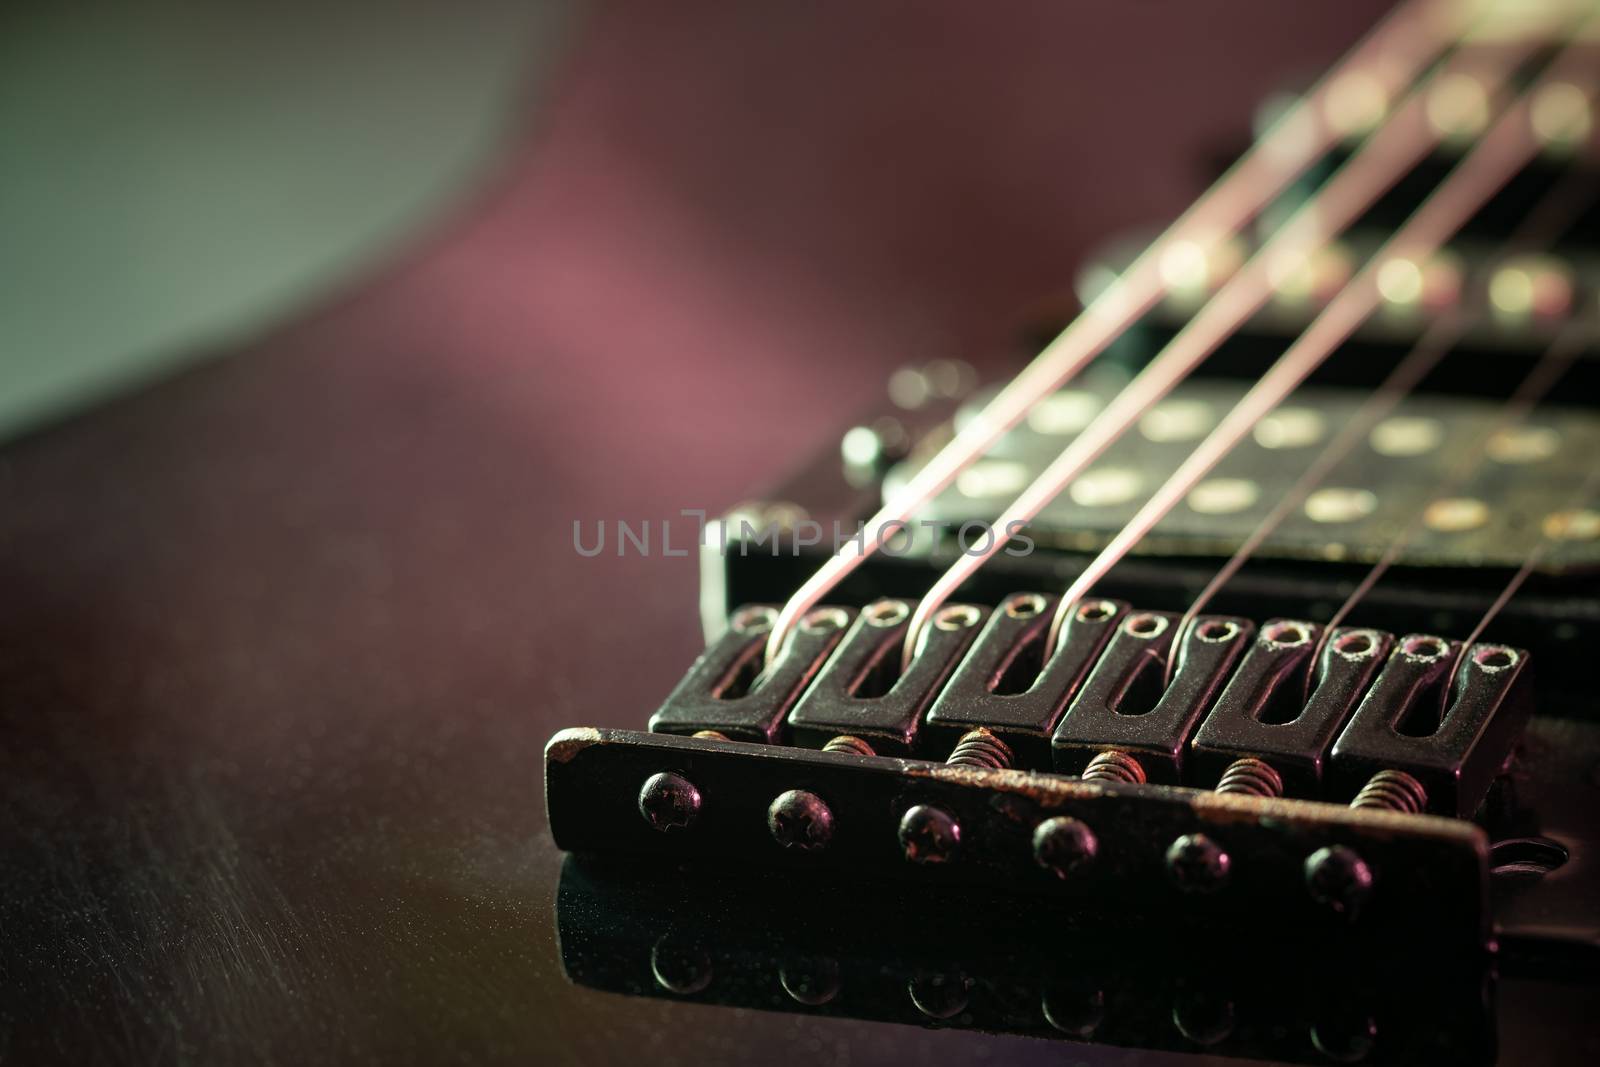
[1165,832,1231,892]
[767,789,834,850]
[899,804,960,864]
[638,772,701,832]
[1304,845,1374,917]
[1032,816,1098,879]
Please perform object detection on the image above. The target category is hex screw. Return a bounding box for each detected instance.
[638,772,701,832]
[767,789,834,850]
[1215,757,1284,798]
[1032,815,1098,879]
[899,803,961,864]
[1305,845,1375,918]
[1350,768,1428,813]
[1081,749,1147,784]
[1165,832,1231,892]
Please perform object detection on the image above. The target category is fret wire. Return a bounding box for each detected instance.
[1040,42,1598,660]
[1302,320,1590,698]
[1166,167,1600,686]
[897,28,1542,669]
[760,0,1452,667]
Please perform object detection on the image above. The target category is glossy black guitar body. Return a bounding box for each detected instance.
[3,4,1596,1066]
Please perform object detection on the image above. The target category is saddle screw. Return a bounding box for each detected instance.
[1033,815,1098,879]
[638,772,701,832]
[946,727,1014,769]
[899,804,961,864]
[767,789,834,851]
[822,734,876,757]
[1350,768,1429,813]
[1166,832,1231,892]
[1215,757,1284,798]
[1081,749,1147,784]
[1304,845,1374,917]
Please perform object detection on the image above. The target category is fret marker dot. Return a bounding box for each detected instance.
[1188,478,1259,515]
[1423,497,1489,533]
[1370,416,1443,457]
[1069,467,1143,508]
[1140,399,1213,442]
[1324,73,1388,136]
[1254,407,1324,449]
[1531,82,1592,152]
[1489,257,1572,320]
[957,460,1028,499]
[1544,509,1600,542]
[1487,426,1560,464]
[1426,73,1490,140]
[1376,257,1425,308]
[1028,390,1100,435]
[1305,488,1377,524]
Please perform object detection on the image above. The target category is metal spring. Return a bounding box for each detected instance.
[1215,757,1284,798]
[946,728,1014,770]
[692,730,729,741]
[822,734,876,757]
[1081,749,1147,785]
[1351,769,1429,814]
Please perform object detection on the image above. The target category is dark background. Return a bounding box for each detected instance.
[0,2,1415,1063]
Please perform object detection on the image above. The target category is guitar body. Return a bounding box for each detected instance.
[2,3,1594,1065]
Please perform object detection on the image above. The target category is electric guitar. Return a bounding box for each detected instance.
[548,2,1600,1063]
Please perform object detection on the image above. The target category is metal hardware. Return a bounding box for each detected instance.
[1053,611,1252,781]
[925,595,1125,768]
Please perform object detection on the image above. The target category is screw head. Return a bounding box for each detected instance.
[779,956,842,1006]
[1311,1009,1378,1063]
[899,804,960,864]
[1041,986,1106,1037]
[1173,991,1236,1046]
[650,933,712,995]
[638,772,701,832]
[1305,845,1374,917]
[1032,816,1099,878]
[907,971,971,1019]
[1166,833,1231,892]
[767,789,834,850]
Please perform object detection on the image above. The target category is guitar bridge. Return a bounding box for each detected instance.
[546,598,1533,948]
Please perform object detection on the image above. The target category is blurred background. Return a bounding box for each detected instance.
[1,3,1420,1064]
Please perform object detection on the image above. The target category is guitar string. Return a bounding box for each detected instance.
[1301,319,1591,695]
[1434,441,1600,718]
[1035,42,1599,661]
[1164,167,1600,686]
[896,33,1541,669]
[760,0,1454,667]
